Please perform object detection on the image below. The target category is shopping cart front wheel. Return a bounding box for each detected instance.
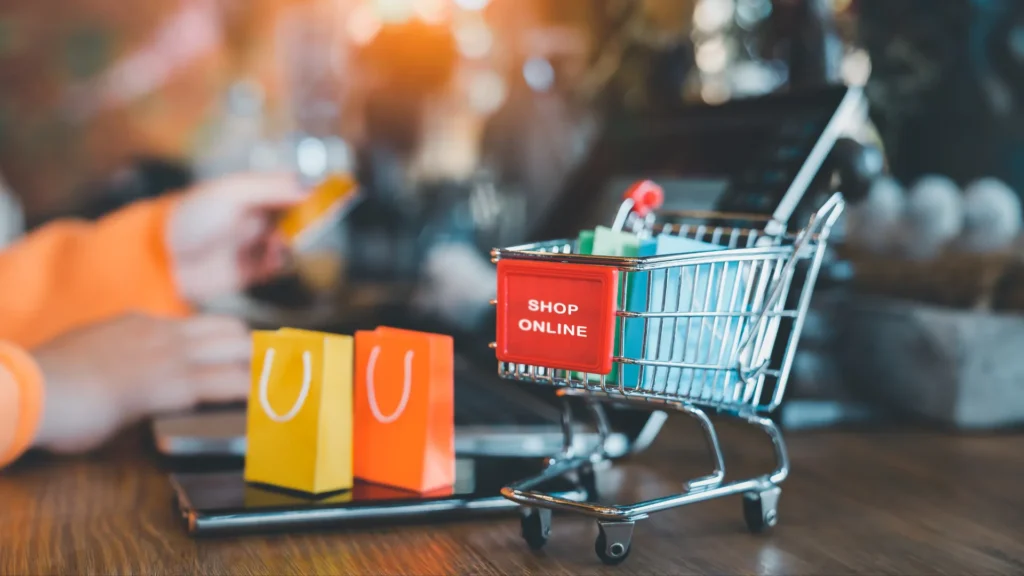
[595,521,635,566]
[743,485,781,533]
[520,507,552,550]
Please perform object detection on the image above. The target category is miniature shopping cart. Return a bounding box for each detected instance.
[490,180,845,565]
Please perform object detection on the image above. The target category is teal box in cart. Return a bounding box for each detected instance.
[622,235,747,393]
[572,227,654,383]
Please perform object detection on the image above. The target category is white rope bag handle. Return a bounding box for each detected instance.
[366,346,413,424]
[257,347,313,423]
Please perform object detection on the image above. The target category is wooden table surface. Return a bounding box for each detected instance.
[2,415,1024,575]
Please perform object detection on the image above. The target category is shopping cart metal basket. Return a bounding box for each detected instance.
[490,180,845,565]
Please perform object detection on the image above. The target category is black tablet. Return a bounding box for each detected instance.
[171,456,584,536]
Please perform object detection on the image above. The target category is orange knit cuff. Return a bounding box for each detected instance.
[0,342,44,468]
[146,193,194,318]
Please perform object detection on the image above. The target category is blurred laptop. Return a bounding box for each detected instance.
[152,84,863,460]
[153,349,660,459]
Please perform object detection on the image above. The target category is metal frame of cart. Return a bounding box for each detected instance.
[490,182,845,565]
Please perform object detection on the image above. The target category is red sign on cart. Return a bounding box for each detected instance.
[495,259,618,375]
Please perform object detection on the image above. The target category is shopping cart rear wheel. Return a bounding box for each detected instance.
[743,486,781,534]
[595,522,633,565]
[520,507,551,550]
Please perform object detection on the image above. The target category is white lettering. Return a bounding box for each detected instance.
[517,319,589,338]
[528,301,580,315]
[517,300,587,337]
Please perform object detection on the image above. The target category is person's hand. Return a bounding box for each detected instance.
[167,172,305,304]
[31,314,251,453]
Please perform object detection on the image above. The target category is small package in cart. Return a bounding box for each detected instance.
[573,226,654,384]
[622,235,748,393]
[575,226,749,391]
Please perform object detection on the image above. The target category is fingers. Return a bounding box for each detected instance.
[190,362,251,404]
[181,315,250,339]
[242,233,291,286]
[235,212,270,246]
[181,315,252,365]
[186,337,252,366]
[183,315,250,405]
[219,172,307,210]
[262,235,289,276]
[145,316,251,412]
[32,312,258,450]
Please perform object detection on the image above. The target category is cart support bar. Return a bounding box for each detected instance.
[501,408,789,522]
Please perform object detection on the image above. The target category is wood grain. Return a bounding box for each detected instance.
[2,417,1024,575]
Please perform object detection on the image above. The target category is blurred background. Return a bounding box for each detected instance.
[5,0,1024,431]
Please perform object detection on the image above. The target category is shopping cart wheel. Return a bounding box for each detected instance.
[520,507,552,550]
[595,521,634,566]
[743,486,781,534]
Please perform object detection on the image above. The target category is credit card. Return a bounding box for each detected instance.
[278,174,361,249]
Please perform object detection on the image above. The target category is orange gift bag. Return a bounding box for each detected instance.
[354,327,455,493]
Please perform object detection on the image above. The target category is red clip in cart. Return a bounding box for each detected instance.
[490,181,845,565]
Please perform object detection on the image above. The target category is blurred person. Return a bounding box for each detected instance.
[0,172,303,467]
[0,0,306,221]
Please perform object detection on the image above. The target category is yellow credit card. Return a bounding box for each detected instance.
[278,174,360,247]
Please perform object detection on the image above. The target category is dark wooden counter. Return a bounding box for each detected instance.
[2,415,1024,575]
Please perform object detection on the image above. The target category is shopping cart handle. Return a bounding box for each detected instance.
[735,192,846,377]
[622,180,664,217]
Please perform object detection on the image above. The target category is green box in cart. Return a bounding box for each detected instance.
[571,226,654,384]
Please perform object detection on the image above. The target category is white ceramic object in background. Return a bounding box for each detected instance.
[901,174,964,260]
[958,177,1022,253]
[840,295,1024,429]
[845,175,905,254]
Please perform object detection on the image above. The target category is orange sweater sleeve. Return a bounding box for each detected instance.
[0,343,45,468]
[0,196,192,350]
[0,196,192,467]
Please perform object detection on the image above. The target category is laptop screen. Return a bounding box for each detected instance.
[537,85,856,239]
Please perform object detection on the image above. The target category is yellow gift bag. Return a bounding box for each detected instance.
[244,328,354,495]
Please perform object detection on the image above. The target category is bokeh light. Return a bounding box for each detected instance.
[735,0,772,29]
[695,37,729,74]
[694,0,736,34]
[297,137,328,177]
[373,0,415,23]
[455,21,494,59]
[454,0,491,11]
[468,70,507,114]
[413,0,447,24]
[700,78,731,105]
[523,57,555,92]
[841,49,872,87]
[730,61,786,95]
